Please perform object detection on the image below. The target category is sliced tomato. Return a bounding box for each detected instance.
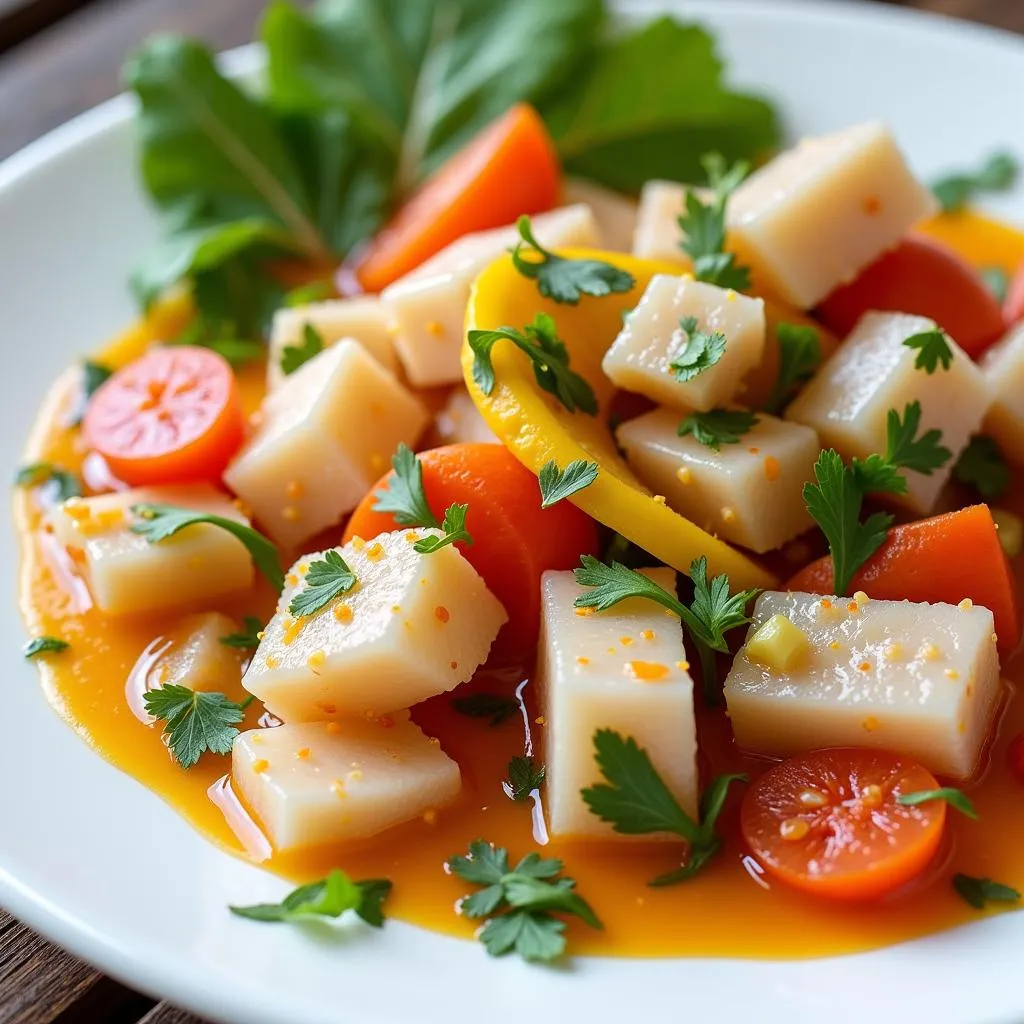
[817,236,1006,358]
[741,748,947,901]
[83,346,244,486]
[1005,258,1024,325]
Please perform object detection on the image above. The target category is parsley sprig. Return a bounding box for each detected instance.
[414,504,473,553]
[669,315,727,382]
[15,462,82,502]
[131,504,284,591]
[763,323,821,414]
[903,326,954,373]
[511,215,634,304]
[898,787,977,819]
[954,435,1010,500]
[852,401,952,495]
[24,636,70,659]
[231,870,391,927]
[289,550,357,618]
[144,684,254,769]
[678,408,759,451]
[953,873,1021,910]
[932,152,1019,212]
[538,459,599,508]
[583,730,746,885]
[468,313,598,415]
[372,443,440,529]
[280,323,325,375]
[449,841,601,962]
[505,756,545,802]
[219,616,264,650]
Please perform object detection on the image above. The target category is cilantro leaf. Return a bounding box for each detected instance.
[413,503,473,554]
[24,636,70,659]
[932,152,1019,212]
[230,869,392,927]
[450,693,519,727]
[678,408,759,450]
[478,910,566,962]
[15,462,82,502]
[903,326,954,373]
[219,616,264,651]
[881,401,952,475]
[573,555,690,618]
[280,323,325,375]
[130,503,284,592]
[537,459,599,508]
[898,787,977,820]
[505,756,545,802]
[669,316,727,382]
[372,444,440,529]
[803,450,893,596]
[981,265,1010,304]
[511,215,634,304]
[144,684,253,768]
[581,729,746,884]
[288,550,357,618]
[763,323,821,414]
[69,360,114,426]
[468,314,598,416]
[449,839,509,888]
[955,435,1010,500]
[952,873,1021,910]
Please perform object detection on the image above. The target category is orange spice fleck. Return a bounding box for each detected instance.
[576,656,590,666]
[285,480,304,500]
[281,506,300,523]
[435,606,451,624]
[295,748,311,760]
[763,455,781,481]
[641,629,655,640]
[367,542,385,561]
[325,722,342,735]
[253,759,269,774]
[863,194,882,215]
[862,716,880,732]
[626,660,671,682]
[333,604,353,624]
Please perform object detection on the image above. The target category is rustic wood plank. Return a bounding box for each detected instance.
[880,0,1024,32]
[0,0,96,57]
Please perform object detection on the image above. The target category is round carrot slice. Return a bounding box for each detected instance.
[83,346,244,486]
[741,748,947,901]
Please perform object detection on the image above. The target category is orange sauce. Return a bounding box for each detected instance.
[16,212,1024,959]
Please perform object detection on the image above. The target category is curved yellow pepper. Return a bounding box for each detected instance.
[462,249,777,591]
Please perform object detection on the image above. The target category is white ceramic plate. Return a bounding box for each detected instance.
[2,2,1023,1022]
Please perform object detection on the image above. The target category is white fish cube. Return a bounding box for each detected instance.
[242,530,507,722]
[267,297,397,390]
[727,123,937,308]
[382,204,601,387]
[434,388,497,445]
[724,591,1001,779]
[563,178,638,252]
[224,341,428,548]
[786,311,991,513]
[156,612,245,691]
[540,568,698,839]
[47,485,255,616]
[233,714,461,850]
[982,323,1024,463]
[602,274,765,412]
[617,409,818,553]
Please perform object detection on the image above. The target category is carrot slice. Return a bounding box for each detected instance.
[356,104,560,293]
[83,346,244,486]
[787,505,1021,658]
[741,747,946,901]
[343,443,598,660]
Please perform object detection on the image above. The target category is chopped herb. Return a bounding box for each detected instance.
[952,873,1021,910]
[280,323,325,375]
[130,503,284,591]
[449,840,601,962]
[219,616,264,651]
[898,787,977,820]
[282,280,334,307]
[581,729,745,884]
[372,444,440,529]
[669,315,727,382]
[143,684,254,769]
[511,215,634,304]
[23,636,70,659]
[763,323,821,414]
[413,504,473,554]
[932,152,1019,212]
[468,313,598,415]
[537,459,599,508]
[288,550,357,617]
[451,693,519,727]
[981,265,1010,304]
[903,326,954,373]
[505,756,546,802]
[853,401,952,495]
[14,462,82,502]
[678,408,759,451]
[230,870,391,927]
[955,435,1010,500]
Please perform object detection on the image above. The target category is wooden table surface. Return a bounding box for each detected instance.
[0,0,1020,1021]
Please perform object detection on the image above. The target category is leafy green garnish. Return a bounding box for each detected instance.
[15,462,82,502]
[230,870,391,927]
[763,323,821,414]
[669,315,727,382]
[981,265,1010,304]
[372,443,440,529]
[537,459,599,508]
[468,313,598,415]
[289,550,357,618]
[282,280,334,307]
[219,616,264,651]
[903,326,954,373]
[280,323,325,375]
[954,435,1010,500]
[678,408,759,451]
[506,756,546,802]
[449,841,601,962]
[511,215,634,304]
[853,401,952,495]
[451,693,519,727]
[952,873,1021,910]
[143,684,253,769]
[413,504,473,554]
[69,360,114,426]
[582,730,745,885]
[932,152,1019,213]
[898,787,977,820]
[130,503,284,591]
[23,636,70,659]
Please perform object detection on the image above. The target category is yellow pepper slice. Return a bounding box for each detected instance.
[462,249,777,590]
